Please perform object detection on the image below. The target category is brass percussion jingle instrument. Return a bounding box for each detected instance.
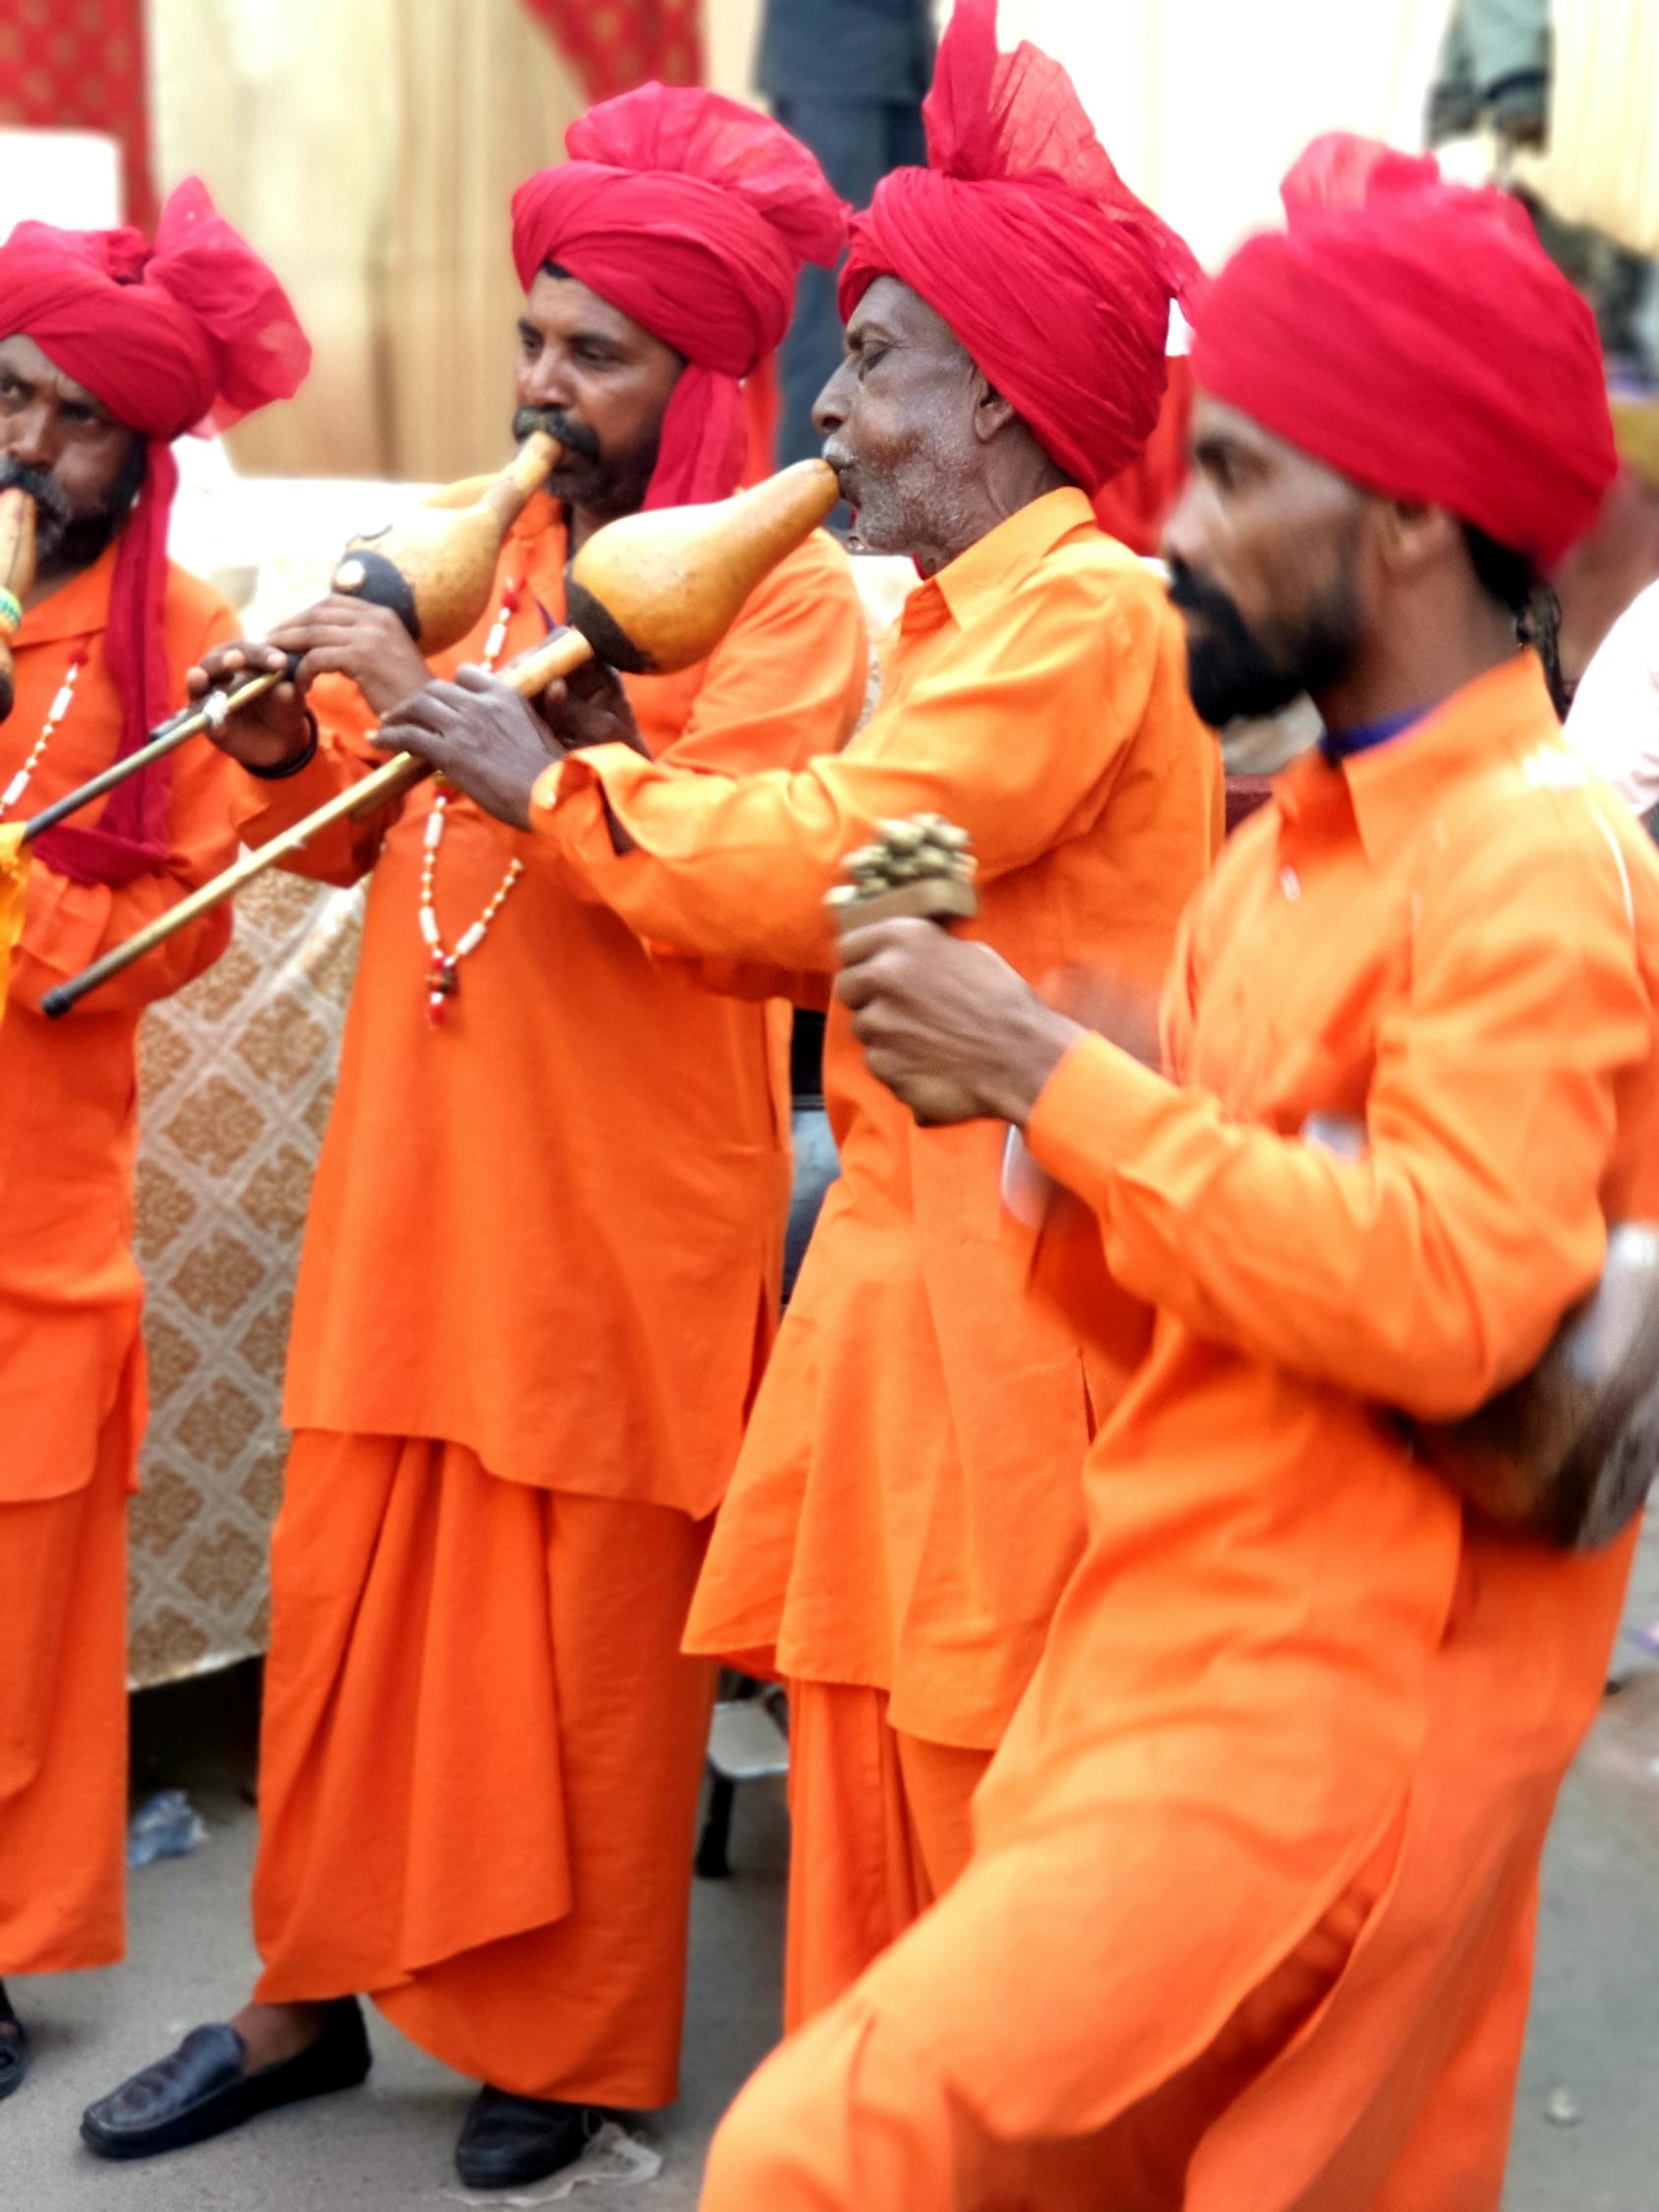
[0,488,37,725]
[42,457,843,1019]
[19,430,563,847]
[827,814,979,932]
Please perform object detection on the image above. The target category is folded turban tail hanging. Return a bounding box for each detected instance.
[42,457,841,1018]
[17,430,564,847]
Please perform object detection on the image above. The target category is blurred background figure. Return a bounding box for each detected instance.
[758,0,934,471]
[1564,381,1659,820]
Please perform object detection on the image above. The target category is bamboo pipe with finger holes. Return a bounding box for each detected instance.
[42,457,842,1018]
[17,430,563,845]
[0,489,38,725]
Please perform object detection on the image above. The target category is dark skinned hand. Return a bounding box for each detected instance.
[264,594,431,719]
[186,639,312,775]
[378,665,563,832]
[532,653,648,757]
[836,919,1085,1129]
[186,595,432,775]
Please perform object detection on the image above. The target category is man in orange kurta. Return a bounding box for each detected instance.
[85,91,863,2192]
[381,0,1216,2038]
[0,192,307,2101]
[696,142,1651,2212]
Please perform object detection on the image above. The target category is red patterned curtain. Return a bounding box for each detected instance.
[0,0,155,229]
[519,0,700,101]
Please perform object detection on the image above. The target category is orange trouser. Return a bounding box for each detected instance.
[253,1431,715,2106]
[704,1819,1400,2212]
[0,1420,129,1977]
[785,1681,991,2028]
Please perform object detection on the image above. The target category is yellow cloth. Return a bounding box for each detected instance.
[0,825,27,1026]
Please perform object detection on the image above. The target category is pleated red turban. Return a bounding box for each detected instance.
[0,179,310,883]
[512,87,848,508]
[840,0,1196,495]
[1191,135,1617,571]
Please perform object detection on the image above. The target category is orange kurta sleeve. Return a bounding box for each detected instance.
[534,555,1166,974]
[1029,784,1653,1419]
[231,683,403,887]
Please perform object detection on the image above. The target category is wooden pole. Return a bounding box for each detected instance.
[40,626,594,1019]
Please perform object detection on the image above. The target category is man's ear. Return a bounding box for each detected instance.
[1378,498,1460,580]
[972,374,1017,445]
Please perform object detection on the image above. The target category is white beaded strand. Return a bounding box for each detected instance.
[1,647,87,820]
[417,580,528,1024]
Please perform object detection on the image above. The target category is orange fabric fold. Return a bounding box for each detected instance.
[0,547,240,1508]
[253,1432,716,2105]
[535,488,1221,1750]
[236,499,867,1517]
[783,1682,988,2030]
[0,1375,133,1974]
[697,657,1659,2211]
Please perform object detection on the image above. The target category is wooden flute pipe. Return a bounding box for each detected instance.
[41,457,841,1019]
[0,489,38,725]
[19,431,562,844]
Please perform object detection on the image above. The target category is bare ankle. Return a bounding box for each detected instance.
[229,1999,336,2070]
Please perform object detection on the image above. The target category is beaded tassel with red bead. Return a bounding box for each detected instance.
[415,577,528,1027]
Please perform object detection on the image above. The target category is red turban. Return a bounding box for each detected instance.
[840,0,1196,495]
[1190,135,1618,572]
[0,179,309,884]
[511,87,848,508]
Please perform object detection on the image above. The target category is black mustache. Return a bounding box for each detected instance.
[0,457,72,525]
[512,406,600,463]
[1164,558,1249,633]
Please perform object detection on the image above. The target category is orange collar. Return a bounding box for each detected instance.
[905,487,1099,642]
[1275,654,1565,866]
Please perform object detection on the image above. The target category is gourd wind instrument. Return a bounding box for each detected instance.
[829,816,1659,1550]
[42,457,842,1019]
[17,430,563,847]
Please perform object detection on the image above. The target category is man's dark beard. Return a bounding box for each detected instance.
[511,403,600,465]
[1166,556,1361,729]
[0,442,147,573]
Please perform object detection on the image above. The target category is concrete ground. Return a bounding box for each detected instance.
[5,1514,1659,2210]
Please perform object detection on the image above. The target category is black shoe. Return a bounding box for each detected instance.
[454,2088,602,2189]
[80,1998,371,2160]
[0,1985,26,2105]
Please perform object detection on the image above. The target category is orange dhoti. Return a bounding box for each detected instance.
[0,1393,132,1978]
[705,658,1657,2211]
[705,1822,1399,2212]
[703,1529,1600,2212]
[252,1432,716,2105]
[783,1683,988,2029]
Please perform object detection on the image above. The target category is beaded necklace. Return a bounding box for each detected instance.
[417,578,527,1025]
[1,646,89,820]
